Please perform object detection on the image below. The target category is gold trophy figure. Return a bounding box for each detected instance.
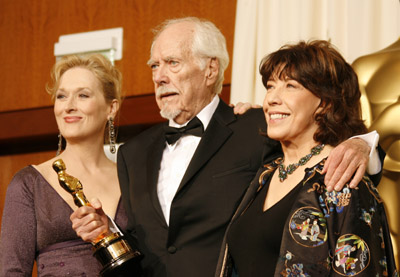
[353,38,400,269]
[53,159,142,276]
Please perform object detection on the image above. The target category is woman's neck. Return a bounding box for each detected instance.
[58,139,113,175]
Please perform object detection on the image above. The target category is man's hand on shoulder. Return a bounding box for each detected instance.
[323,138,370,192]
[230,102,262,115]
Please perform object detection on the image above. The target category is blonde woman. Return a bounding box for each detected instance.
[0,54,127,276]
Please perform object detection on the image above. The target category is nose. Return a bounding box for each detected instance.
[65,95,77,112]
[153,64,169,86]
[264,87,281,108]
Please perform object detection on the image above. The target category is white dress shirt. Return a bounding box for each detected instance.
[352,130,380,175]
[157,95,220,224]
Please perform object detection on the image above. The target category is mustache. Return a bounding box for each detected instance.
[156,86,179,97]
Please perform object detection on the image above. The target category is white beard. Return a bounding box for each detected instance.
[156,86,182,120]
[160,103,182,120]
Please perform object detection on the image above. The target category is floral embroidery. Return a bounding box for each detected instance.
[333,234,369,275]
[379,256,388,276]
[281,251,311,277]
[360,207,375,227]
[377,227,391,276]
[319,186,352,217]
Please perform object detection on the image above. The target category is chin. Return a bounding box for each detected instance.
[267,132,286,142]
[160,108,182,121]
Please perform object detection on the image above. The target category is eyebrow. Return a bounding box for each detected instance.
[147,59,155,66]
[147,56,181,66]
[56,87,92,93]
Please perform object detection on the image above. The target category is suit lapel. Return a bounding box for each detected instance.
[146,124,169,226]
[177,101,236,193]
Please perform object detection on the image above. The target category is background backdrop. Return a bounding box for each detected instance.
[231,0,400,105]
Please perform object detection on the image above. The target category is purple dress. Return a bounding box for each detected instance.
[0,166,128,276]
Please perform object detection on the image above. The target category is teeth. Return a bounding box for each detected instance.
[270,114,289,119]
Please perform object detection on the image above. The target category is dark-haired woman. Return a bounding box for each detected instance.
[216,40,397,276]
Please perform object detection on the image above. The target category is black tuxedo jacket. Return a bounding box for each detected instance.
[117,100,281,276]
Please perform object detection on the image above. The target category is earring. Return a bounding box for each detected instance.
[109,118,116,154]
[56,133,63,156]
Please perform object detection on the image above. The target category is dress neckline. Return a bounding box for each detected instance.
[28,165,122,220]
[260,157,327,213]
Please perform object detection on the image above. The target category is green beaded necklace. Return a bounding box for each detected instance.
[278,144,325,182]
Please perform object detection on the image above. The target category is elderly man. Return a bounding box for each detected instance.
[71,17,381,276]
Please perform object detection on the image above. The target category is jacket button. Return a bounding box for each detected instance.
[167,246,177,254]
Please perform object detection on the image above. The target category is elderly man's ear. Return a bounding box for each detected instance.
[205,57,219,86]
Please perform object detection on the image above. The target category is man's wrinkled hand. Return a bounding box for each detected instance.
[323,138,370,192]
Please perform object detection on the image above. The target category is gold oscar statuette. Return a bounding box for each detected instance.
[352,38,400,269]
[53,159,142,276]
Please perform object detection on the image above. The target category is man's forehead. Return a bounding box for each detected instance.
[151,43,184,61]
[151,35,192,61]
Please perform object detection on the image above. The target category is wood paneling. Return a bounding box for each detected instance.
[0,0,236,152]
[0,0,236,112]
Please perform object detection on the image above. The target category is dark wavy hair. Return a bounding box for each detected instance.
[259,40,367,146]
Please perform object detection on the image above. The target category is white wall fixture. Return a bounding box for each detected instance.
[54,27,123,64]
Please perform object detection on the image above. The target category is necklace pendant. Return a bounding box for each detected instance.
[287,164,296,174]
[278,164,288,181]
[279,174,287,182]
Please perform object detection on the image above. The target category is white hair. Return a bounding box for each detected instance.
[150,17,230,95]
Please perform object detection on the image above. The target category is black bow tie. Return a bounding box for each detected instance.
[164,117,204,145]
